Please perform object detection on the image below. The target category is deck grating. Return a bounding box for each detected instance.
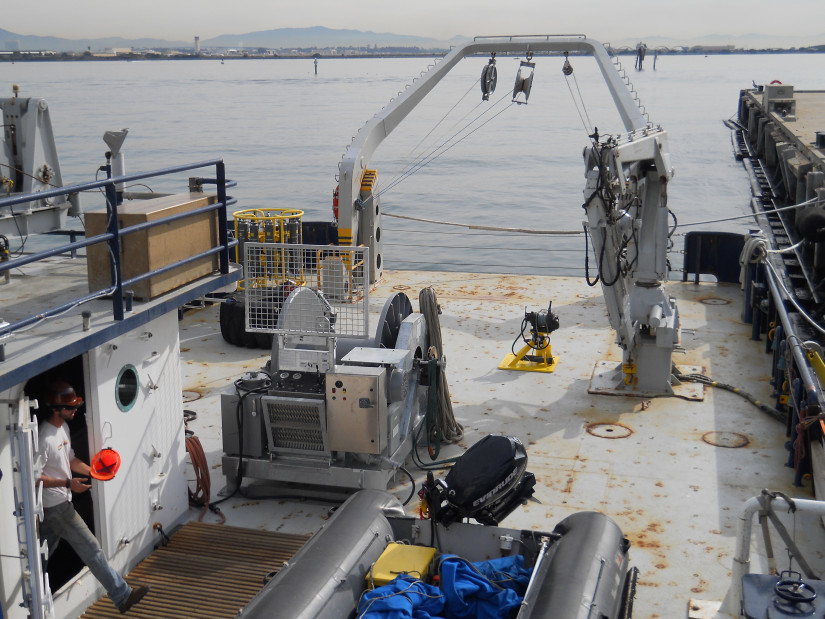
[79,521,309,618]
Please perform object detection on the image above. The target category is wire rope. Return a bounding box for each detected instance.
[382,75,481,192]
[571,72,595,132]
[564,73,592,135]
[378,94,511,197]
[382,211,581,235]
[378,91,514,198]
[678,196,821,228]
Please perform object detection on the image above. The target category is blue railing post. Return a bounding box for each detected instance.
[216,161,230,275]
[103,165,126,320]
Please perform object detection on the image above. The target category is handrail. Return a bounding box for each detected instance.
[0,159,236,338]
[0,159,224,210]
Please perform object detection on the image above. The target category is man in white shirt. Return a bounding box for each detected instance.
[38,381,149,614]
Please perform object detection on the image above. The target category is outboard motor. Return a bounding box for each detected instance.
[421,434,536,526]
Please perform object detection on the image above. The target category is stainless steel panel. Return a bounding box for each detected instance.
[326,365,386,454]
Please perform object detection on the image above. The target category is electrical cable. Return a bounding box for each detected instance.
[410,420,461,471]
[599,227,622,286]
[743,236,825,337]
[207,376,271,512]
[184,433,226,524]
[583,222,600,287]
[398,466,416,506]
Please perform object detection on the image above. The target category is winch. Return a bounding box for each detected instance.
[221,256,433,491]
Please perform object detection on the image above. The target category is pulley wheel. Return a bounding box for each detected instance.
[775,578,817,604]
[374,292,413,349]
[481,63,497,99]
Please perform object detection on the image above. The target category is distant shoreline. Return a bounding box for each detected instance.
[1,47,823,62]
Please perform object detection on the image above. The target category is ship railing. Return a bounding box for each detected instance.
[0,159,237,340]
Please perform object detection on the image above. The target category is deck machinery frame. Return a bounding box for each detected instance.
[337,35,679,395]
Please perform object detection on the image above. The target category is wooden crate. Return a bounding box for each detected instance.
[85,192,219,300]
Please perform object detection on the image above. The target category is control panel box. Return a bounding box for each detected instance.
[326,365,387,454]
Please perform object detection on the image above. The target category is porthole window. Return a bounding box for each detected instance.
[115,365,139,412]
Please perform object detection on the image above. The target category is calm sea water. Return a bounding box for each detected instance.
[2,53,823,274]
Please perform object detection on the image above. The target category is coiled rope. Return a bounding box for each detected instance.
[419,286,464,444]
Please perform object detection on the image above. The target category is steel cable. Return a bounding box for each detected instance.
[383,76,481,192]
[378,92,514,198]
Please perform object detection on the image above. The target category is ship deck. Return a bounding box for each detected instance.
[767,90,825,155]
[168,268,819,619]
[3,250,819,617]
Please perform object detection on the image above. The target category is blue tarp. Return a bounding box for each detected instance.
[356,554,532,619]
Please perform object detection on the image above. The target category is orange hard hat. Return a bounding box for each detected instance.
[47,381,83,409]
[90,448,121,481]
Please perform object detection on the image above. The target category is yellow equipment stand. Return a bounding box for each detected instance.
[498,341,558,373]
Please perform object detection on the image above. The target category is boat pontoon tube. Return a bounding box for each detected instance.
[531,511,631,619]
[239,490,404,619]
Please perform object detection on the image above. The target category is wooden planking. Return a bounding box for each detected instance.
[80,521,309,618]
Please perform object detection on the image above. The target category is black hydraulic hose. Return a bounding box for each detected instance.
[583,223,600,287]
[399,466,416,506]
[673,371,784,421]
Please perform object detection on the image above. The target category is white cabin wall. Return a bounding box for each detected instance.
[83,311,188,567]
[0,390,52,619]
[0,398,25,619]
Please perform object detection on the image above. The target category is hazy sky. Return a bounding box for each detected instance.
[5,0,823,43]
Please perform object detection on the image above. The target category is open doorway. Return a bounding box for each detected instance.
[25,354,95,593]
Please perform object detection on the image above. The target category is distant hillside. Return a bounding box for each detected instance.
[0,26,460,53]
[1,26,822,53]
[0,28,189,52]
[202,26,460,50]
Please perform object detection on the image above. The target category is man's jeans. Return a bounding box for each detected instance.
[41,502,131,609]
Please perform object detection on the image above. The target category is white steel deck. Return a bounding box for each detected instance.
[175,268,815,619]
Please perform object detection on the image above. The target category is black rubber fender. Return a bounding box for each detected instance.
[795,208,825,243]
[219,297,244,346]
[219,297,272,349]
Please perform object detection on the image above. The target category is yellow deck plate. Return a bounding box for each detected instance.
[498,353,558,373]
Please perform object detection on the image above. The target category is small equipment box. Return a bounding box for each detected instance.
[366,543,437,589]
[85,191,219,299]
